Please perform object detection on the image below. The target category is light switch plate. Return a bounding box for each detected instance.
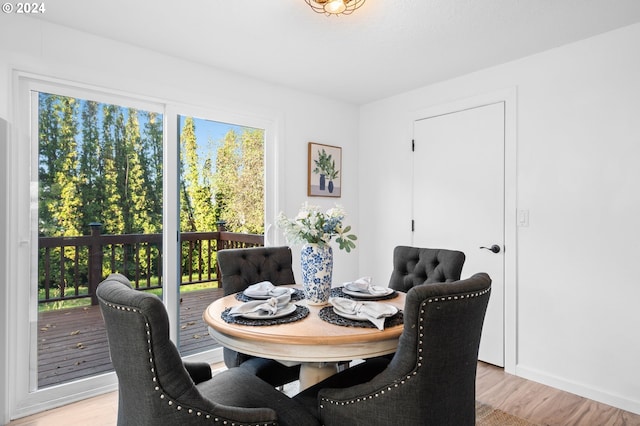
[518,209,529,227]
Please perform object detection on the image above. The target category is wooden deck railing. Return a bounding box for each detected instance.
[38,221,264,305]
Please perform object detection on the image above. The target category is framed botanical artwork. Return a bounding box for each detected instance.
[308,142,342,197]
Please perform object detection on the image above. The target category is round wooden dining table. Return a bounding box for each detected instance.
[203,285,406,390]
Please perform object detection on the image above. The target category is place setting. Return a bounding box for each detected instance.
[222,281,309,326]
[319,297,403,329]
[234,280,305,302]
[331,276,398,301]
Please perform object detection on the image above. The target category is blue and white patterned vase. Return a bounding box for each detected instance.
[300,243,333,305]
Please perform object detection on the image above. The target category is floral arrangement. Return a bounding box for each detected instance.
[277,203,357,252]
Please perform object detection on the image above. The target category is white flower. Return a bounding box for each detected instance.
[277,203,357,253]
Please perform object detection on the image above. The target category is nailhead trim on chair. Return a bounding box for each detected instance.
[102,300,278,426]
[318,287,490,410]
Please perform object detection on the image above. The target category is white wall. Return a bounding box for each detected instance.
[358,23,640,414]
[0,17,360,421]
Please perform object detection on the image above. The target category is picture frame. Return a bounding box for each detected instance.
[308,142,342,197]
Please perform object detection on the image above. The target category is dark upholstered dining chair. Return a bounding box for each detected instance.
[97,273,319,426]
[218,246,296,295]
[217,246,301,387]
[294,273,491,426]
[388,245,466,292]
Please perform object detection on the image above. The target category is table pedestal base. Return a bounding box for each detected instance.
[298,362,339,391]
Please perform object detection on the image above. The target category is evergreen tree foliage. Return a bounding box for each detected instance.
[142,111,163,229]
[101,104,125,235]
[79,100,102,228]
[37,93,265,290]
[213,129,241,229]
[180,117,217,232]
[51,96,82,237]
[233,129,264,234]
[179,122,265,235]
[124,108,154,234]
[38,93,60,236]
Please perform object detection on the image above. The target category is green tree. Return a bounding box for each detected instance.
[123,108,155,233]
[213,130,241,229]
[79,100,102,228]
[180,117,198,231]
[47,97,83,290]
[50,96,82,237]
[180,117,216,232]
[38,93,60,236]
[179,117,219,278]
[142,111,163,228]
[211,128,264,234]
[234,129,264,234]
[101,104,125,235]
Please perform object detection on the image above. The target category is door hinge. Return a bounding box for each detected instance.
[411,220,415,232]
[412,139,415,152]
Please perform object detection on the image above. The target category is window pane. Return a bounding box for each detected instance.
[177,115,265,355]
[37,92,163,387]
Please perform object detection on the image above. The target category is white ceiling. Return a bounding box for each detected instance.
[29,0,640,105]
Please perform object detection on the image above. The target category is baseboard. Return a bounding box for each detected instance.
[515,364,640,416]
[12,375,118,421]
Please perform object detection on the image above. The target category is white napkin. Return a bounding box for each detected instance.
[344,277,389,295]
[229,293,291,317]
[243,281,290,298]
[330,297,398,330]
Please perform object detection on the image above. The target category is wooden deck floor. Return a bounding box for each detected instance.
[38,287,225,388]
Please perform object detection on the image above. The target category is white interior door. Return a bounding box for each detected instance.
[413,102,505,367]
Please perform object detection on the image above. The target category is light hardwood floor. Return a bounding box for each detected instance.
[475,363,640,426]
[8,362,640,426]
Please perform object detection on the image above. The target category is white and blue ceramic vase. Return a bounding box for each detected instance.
[300,243,333,305]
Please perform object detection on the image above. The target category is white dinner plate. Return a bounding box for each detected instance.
[333,307,365,321]
[243,287,294,299]
[342,287,394,299]
[240,303,297,319]
[333,303,398,321]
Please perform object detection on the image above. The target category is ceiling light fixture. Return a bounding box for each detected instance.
[305,0,366,16]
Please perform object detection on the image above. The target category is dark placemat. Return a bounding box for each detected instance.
[235,288,305,303]
[221,305,309,326]
[331,286,399,301]
[318,306,404,329]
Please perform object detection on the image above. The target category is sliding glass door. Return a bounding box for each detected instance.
[10,75,278,418]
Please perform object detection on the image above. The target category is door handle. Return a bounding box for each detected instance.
[480,244,501,254]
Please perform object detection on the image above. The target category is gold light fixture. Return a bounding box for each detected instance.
[305,0,366,16]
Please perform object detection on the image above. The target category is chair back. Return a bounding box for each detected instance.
[317,273,491,425]
[388,245,465,292]
[218,246,295,295]
[97,273,249,425]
